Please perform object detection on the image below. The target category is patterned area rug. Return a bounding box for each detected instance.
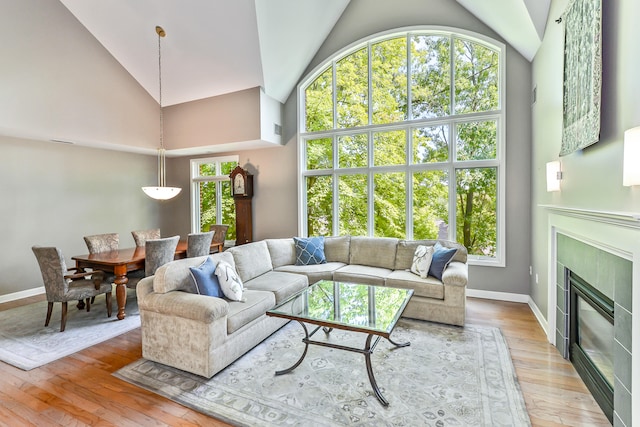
[0,288,139,370]
[114,319,531,426]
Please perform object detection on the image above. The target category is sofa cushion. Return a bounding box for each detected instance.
[349,236,398,269]
[274,262,346,284]
[294,236,326,265]
[154,252,235,294]
[226,290,275,334]
[242,271,308,304]
[386,270,445,299]
[324,236,350,263]
[333,264,392,286]
[266,238,296,268]
[429,242,457,281]
[228,241,273,283]
[189,256,223,298]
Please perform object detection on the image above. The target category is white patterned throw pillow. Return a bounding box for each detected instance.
[411,245,434,279]
[214,260,244,301]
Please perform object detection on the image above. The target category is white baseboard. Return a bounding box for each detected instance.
[466,288,530,303]
[0,286,45,304]
[526,297,551,343]
[467,288,551,344]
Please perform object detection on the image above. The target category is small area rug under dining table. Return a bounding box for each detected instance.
[114,318,531,426]
[0,288,139,370]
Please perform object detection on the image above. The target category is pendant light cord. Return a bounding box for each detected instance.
[157,26,166,187]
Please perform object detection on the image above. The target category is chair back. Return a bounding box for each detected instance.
[83,233,119,254]
[145,235,180,276]
[32,246,69,301]
[187,231,214,257]
[209,224,229,247]
[132,228,161,247]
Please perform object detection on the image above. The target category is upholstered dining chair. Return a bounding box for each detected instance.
[32,246,113,332]
[209,224,229,252]
[144,235,180,276]
[83,233,119,287]
[131,228,161,247]
[83,233,119,254]
[187,231,214,258]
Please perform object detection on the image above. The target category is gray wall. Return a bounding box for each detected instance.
[0,0,164,299]
[0,136,163,297]
[530,0,640,318]
[296,0,533,294]
[163,136,299,241]
[1,0,534,299]
[164,0,534,295]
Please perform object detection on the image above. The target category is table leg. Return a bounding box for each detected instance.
[364,334,389,406]
[275,320,309,375]
[114,266,129,320]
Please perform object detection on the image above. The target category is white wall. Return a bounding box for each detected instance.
[531,0,640,317]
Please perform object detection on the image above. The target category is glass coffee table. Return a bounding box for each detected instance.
[266,280,414,406]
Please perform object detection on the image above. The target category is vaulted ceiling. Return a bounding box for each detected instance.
[59,0,550,108]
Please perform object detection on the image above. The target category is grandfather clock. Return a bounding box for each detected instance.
[229,166,253,246]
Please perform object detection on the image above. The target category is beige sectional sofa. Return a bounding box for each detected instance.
[266,236,468,326]
[136,236,468,378]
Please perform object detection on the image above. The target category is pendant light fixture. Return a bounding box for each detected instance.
[142,25,181,200]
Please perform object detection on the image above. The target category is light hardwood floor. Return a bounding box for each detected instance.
[0,295,610,426]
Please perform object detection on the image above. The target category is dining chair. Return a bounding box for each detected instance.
[83,233,119,254]
[144,235,180,276]
[131,228,161,247]
[83,233,119,289]
[187,231,214,257]
[32,246,113,332]
[209,224,229,252]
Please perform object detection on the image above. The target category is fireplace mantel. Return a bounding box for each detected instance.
[543,204,639,426]
[540,204,640,229]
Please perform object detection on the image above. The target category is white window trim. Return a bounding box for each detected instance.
[190,155,239,234]
[297,26,506,267]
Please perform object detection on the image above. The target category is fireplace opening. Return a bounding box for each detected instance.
[568,270,614,423]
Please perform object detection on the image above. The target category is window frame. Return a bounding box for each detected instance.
[297,26,506,267]
[190,155,239,234]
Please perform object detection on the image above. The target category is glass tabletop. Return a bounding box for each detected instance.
[268,280,413,336]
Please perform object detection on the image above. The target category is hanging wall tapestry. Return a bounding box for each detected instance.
[559,0,602,156]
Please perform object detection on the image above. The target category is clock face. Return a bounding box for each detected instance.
[233,173,245,195]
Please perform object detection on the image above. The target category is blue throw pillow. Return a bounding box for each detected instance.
[428,242,457,281]
[189,257,223,298]
[294,236,327,266]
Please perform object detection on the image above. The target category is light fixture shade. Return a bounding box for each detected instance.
[142,25,181,200]
[546,161,561,192]
[623,127,640,186]
[142,186,182,200]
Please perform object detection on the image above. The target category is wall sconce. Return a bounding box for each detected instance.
[623,127,640,186]
[546,161,562,192]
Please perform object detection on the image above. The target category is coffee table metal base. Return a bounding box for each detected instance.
[275,320,410,406]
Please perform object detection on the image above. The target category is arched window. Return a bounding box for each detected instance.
[298,27,505,264]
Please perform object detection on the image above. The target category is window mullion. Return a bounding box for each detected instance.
[448,123,457,242]
[333,136,339,236]
[367,42,373,126]
[407,33,412,121]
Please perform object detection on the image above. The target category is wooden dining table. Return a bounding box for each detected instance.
[72,240,223,321]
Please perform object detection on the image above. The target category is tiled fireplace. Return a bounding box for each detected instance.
[545,207,639,427]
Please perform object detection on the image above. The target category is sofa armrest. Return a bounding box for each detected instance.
[441,261,468,287]
[140,290,229,323]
